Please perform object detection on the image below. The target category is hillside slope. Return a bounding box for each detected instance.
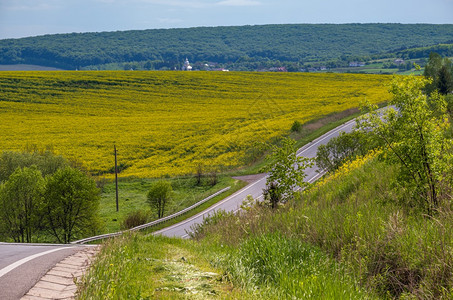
[0,71,390,177]
[0,24,452,70]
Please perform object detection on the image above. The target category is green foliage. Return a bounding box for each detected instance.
[77,234,245,299]
[0,149,68,183]
[263,138,313,204]
[43,167,100,243]
[121,210,149,230]
[147,180,172,219]
[316,130,376,173]
[227,232,371,299]
[0,166,44,242]
[424,52,453,95]
[290,120,302,133]
[192,153,453,298]
[357,75,453,213]
[1,24,452,70]
[188,209,234,239]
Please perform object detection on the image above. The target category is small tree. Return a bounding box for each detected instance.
[147,180,172,219]
[195,163,203,186]
[0,166,44,242]
[263,138,313,206]
[316,130,376,173]
[424,52,453,95]
[357,75,452,213]
[43,167,100,243]
[263,181,281,209]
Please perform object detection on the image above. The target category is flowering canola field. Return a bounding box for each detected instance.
[0,71,390,178]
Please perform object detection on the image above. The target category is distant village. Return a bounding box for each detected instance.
[180,57,408,73]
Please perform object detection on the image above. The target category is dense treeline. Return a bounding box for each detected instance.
[0,150,101,243]
[0,24,452,70]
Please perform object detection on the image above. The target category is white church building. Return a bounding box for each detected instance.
[182,58,192,71]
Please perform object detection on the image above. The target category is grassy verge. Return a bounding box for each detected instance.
[98,176,243,233]
[77,234,248,299]
[77,231,371,299]
[191,155,453,298]
[143,179,247,233]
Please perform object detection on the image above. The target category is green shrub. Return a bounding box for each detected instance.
[290,120,302,133]
[121,210,149,229]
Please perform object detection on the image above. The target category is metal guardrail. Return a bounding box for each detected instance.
[71,186,231,244]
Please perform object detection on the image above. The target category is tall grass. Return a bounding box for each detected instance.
[224,232,374,299]
[193,157,453,298]
[77,233,246,299]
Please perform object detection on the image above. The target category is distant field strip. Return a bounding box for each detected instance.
[0,71,390,177]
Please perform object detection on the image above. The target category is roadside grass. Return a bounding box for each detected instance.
[221,232,375,299]
[77,233,249,299]
[98,176,243,233]
[143,178,247,233]
[77,232,372,299]
[192,156,453,298]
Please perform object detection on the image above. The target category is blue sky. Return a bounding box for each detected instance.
[0,0,452,39]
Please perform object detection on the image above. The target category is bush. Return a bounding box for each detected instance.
[290,120,302,132]
[121,210,149,229]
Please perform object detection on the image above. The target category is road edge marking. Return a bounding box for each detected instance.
[0,247,71,278]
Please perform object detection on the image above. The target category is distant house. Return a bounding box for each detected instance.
[269,67,288,72]
[394,59,405,65]
[349,61,365,67]
[182,58,192,71]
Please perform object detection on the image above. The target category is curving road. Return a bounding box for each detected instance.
[154,118,357,238]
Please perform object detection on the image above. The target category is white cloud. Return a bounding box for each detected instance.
[217,0,262,6]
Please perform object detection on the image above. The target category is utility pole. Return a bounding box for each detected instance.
[114,144,119,212]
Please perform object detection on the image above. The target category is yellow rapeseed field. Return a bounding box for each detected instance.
[0,71,390,178]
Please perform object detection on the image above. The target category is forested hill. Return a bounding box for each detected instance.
[0,23,452,70]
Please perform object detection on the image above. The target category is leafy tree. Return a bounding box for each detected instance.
[357,75,452,213]
[0,150,68,183]
[147,180,172,219]
[316,130,375,173]
[438,64,453,95]
[263,138,313,206]
[424,52,453,95]
[43,167,100,243]
[263,181,281,209]
[0,166,44,242]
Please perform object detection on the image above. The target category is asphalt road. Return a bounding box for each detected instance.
[154,118,356,238]
[0,243,86,300]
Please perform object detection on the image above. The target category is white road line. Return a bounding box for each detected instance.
[296,120,355,156]
[153,177,267,235]
[0,247,70,278]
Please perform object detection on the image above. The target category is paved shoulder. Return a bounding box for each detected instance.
[21,247,98,300]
